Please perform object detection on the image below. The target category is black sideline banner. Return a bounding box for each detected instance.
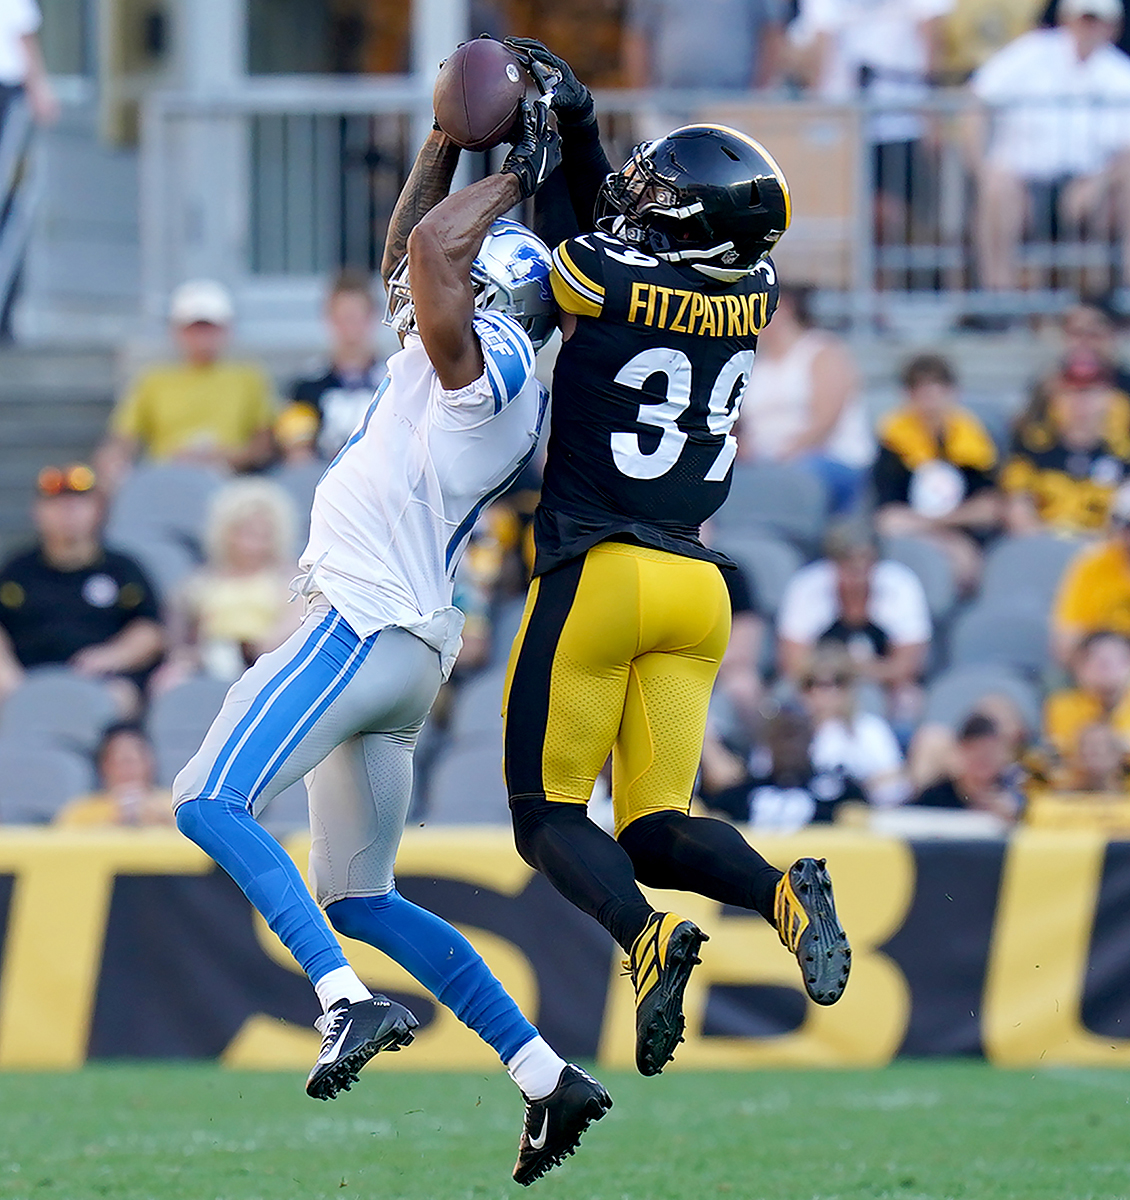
[0,829,1127,1070]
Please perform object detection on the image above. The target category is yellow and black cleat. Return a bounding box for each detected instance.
[626,912,708,1076]
[775,857,851,1005]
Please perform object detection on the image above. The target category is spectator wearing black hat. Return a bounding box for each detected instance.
[0,465,164,711]
[914,712,1024,821]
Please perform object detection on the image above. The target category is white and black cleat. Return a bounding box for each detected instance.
[305,995,418,1100]
[512,1063,612,1186]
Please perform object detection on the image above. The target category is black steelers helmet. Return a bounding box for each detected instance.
[596,123,791,279]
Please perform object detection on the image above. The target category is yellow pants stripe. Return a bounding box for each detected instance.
[502,541,731,836]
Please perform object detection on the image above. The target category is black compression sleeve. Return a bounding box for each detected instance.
[558,113,612,234]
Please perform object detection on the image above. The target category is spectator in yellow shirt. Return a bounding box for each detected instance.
[1003,353,1130,536]
[97,280,277,490]
[1044,630,1130,763]
[1052,482,1130,662]
[873,353,1002,595]
[55,723,173,828]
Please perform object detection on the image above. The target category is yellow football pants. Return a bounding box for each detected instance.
[502,541,731,837]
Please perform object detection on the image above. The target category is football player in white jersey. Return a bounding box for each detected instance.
[173,99,611,1186]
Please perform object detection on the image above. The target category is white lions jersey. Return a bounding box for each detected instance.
[297,311,547,676]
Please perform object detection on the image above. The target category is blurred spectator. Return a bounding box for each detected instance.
[1042,0,1130,54]
[971,0,1130,292]
[711,558,767,753]
[874,353,1002,595]
[908,691,1033,792]
[154,479,299,690]
[698,706,865,831]
[0,0,57,338]
[942,0,1048,81]
[777,522,931,724]
[1056,296,1130,394]
[797,643,910,806]
[914,712,1023,820]
[1058,718,1130,789]
[0,465,163,711]
[623,0,787,101]
[790,0,953,240]
[1045,631,1130,759]
[1002,356,1130,534]
[54,722,173,828]
[97,280,277,489]
[1053,484,1130,660]
[279,270,385,463]
[738,284,873,513]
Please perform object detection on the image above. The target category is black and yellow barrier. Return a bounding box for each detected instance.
[0,828,1126,1070]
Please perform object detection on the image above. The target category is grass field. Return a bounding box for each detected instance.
[0,1062,1127,1200]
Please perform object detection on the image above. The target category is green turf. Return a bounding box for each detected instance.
[0,1061,1126,1200]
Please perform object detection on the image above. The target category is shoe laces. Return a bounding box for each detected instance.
[314,1003,348,1038]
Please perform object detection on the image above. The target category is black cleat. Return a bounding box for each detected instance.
[774,857,851,1005]
[512,1063,612,1186]
[305,995,418,1100]
[626,912,708,1076]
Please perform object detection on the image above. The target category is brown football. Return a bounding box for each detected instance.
[433,38,527,152]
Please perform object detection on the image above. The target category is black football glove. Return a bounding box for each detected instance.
[504,37,594,126]
[500,98,562,199]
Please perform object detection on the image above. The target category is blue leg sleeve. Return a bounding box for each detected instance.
[177,797,348,985]
[326,891,537,1062]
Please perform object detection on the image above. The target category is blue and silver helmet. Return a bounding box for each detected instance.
[386,217,557,350]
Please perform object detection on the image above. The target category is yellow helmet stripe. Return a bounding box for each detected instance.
[677,122,792,232]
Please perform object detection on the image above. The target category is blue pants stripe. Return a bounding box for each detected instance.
[199,611,339,800]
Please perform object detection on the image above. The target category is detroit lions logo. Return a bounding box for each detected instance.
[512,241,553,303]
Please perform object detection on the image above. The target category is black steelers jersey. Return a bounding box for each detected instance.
[534,230,779,575]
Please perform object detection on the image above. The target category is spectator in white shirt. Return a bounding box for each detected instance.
[790,0,954,240]
[737,284,874,515]
[777,522,932,726]
[971,0,1130,290]
[796,642,911,806]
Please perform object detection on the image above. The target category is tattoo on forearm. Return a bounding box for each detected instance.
[381,134,462,285]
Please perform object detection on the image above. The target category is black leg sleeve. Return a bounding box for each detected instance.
[511,796,654,952]
[617,810,783,923]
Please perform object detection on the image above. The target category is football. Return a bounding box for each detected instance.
[433,37,528,152]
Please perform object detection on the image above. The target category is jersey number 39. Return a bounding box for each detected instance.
[611,347,754,482]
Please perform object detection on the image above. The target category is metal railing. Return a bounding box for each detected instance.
[0,91,38,335]
[138,83,1130,339]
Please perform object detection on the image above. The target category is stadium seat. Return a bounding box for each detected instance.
[426,737,509,824]
[270,459,324,544]
[713,462,828,550]
[0,740,94,823]
[486,596,527,670]
[105,463,223,560]
[448,665,507,740]
[148,675,230,786]
[712,529,802,618]
[882,535,958,622]
[923,664,1042,733]
[0,667,120,755]
[949,601,1050,679]
[108,536,197,604]
[979,534,1085,610]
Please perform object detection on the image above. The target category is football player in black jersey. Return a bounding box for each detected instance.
[502,38,851,1077]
